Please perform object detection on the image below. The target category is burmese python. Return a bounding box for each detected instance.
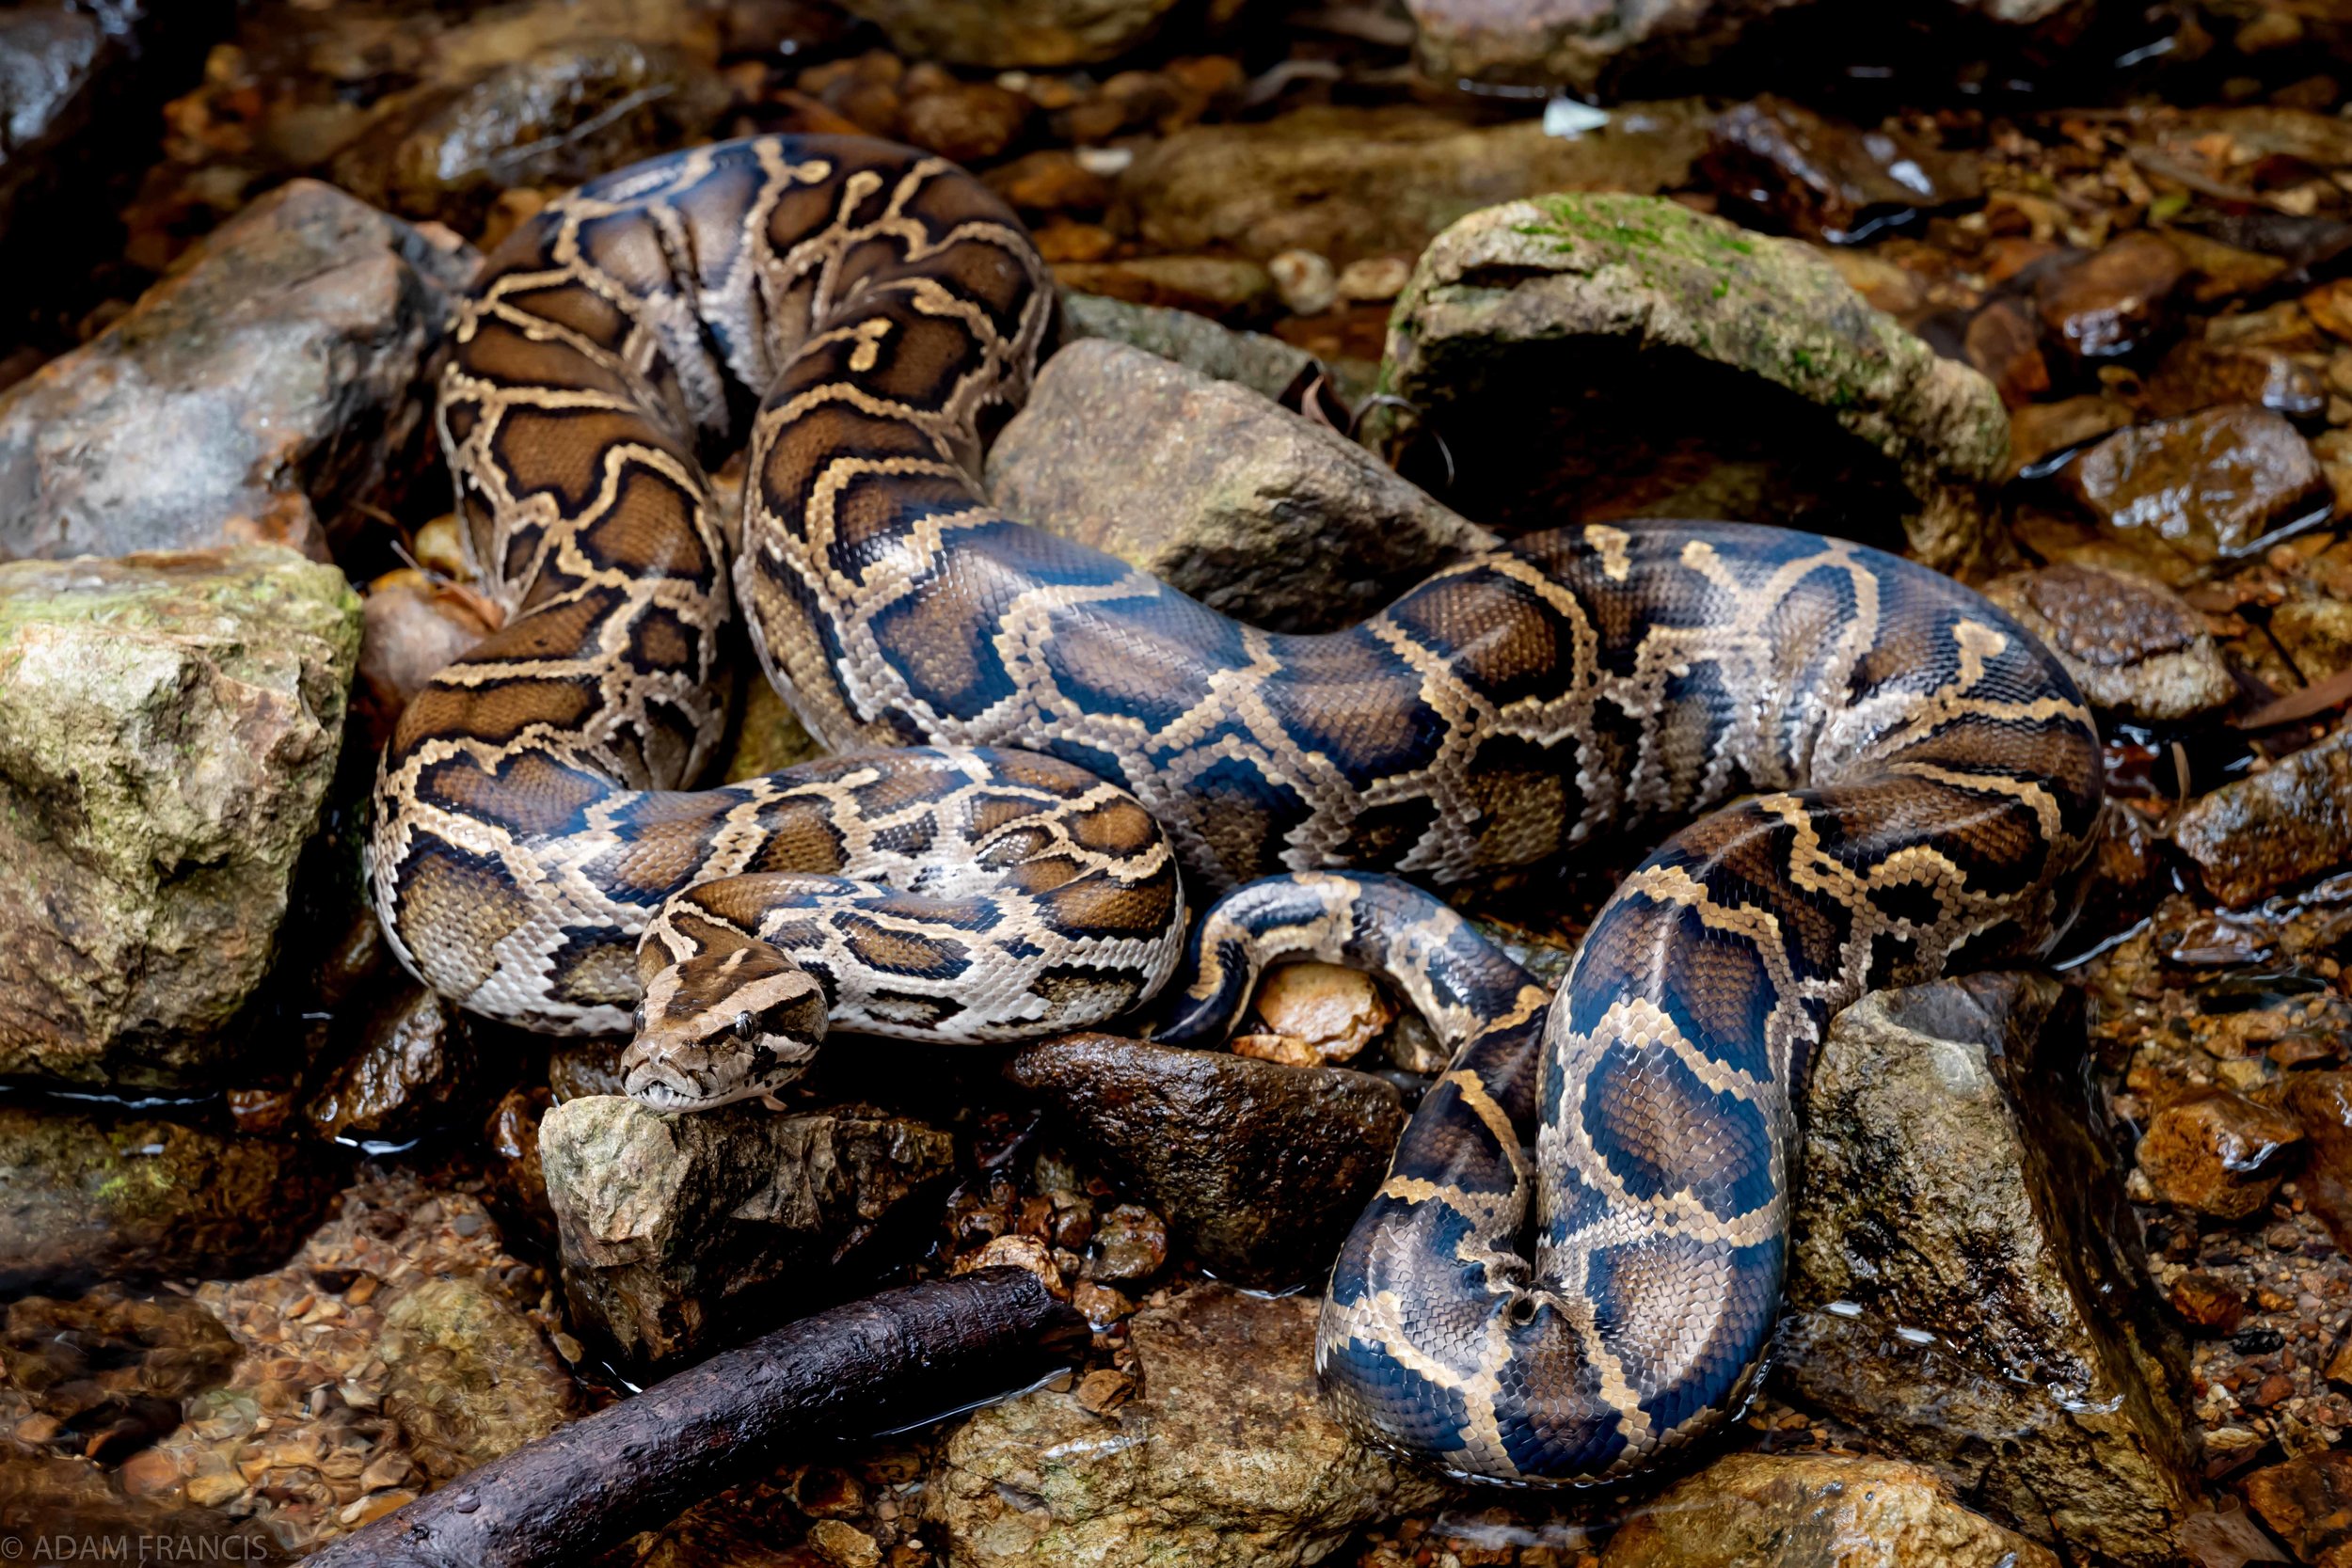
[369,135,2105,1484]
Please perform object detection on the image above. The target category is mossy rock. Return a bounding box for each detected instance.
[1378,193,2009,574]
[0,545,361,1088]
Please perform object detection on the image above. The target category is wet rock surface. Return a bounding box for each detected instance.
[2174,722,2352,909]
[0,1103,336,1297]
[1702,96,1982,244]
[1379,192,2008,571]
[990,339,1494,633]
[2057,404,2329,578]
[1980,562,2234,721]
[328,36,731,230]
[1599,1453,2059,1568]
[539,1095,956,1368]
[0,179,475,560]
[1120,103,1708,266]
[0,546,360,1089]
[303,981,486,1149]
[2034,230,2190,368]
[378,1275,574,1481]
[932,1284,1447,1567]
[838,0,1184,68]
[1006,1033,1406,1289]
[1782,974,2197,1564]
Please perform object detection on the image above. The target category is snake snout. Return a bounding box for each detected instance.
[622,943,831,1113]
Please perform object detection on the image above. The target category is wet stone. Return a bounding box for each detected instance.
[988,340,1493,635]
[1006,1034,1405,1290]
[2173,723,2352,908]
[539,1096,956,1369]
[1379,192,2008,572]
[0,179,476,560]
[1962,296,2051,408]
[2010,393,2134,474]
[1231,960,1394,1067]
[0,546,361,1089]
[2169,1271,2247,1335]
[898,68,1032,164]
[1700,96,1982,245]
[2245,1450,2352,1568]
[834,0,1183,67]
[0,1103,336,1297]
[1120,103,1708,267]
[0,1287,239,1451]
[2057,404,2329,578]
[1048,255,1275,324]
[353,569,495,750]
[1599,1453,2058,1568]
[1783,974,2196,1565]
[2034,231,2190,369]
[303,981,485,1149]
[1979,563,2233,722]
[328,37,730,230]
[379,1276,573,1482]
[2137,1088,2305,1219]
[931,1284,1447,1568]
[2141,341,2328,422]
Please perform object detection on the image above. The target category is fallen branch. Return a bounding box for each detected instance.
[309,1269,1085,1568]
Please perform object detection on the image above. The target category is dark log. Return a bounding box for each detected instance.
[308,1268,1086,1568]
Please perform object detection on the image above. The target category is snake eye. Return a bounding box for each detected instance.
[732,1010,756,1042]
[631,1003,646,1033]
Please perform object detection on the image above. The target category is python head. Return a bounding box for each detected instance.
[621,942,831,1112]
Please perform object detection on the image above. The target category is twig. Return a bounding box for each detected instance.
[306,1269,1085,1568]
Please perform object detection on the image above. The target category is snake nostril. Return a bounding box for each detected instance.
[1507,1295,1539,1327]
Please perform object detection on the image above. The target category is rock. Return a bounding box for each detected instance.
[1050,255,1276,324]
[2058,405,2329,578]
[1701,97,1981,245]
[2167,1271,2246,1334]
[2245,1451,2352,1568]
[304,981,485,1150]
[0,179,476,560]
[1231,961,1394,1066]
[1057,290,1319,404]
[807,1519,883,1568]
[2278,1073,2352,1259]
[1600,1453,2058,1568]
[989,341,1494,634]
[1005,1034,1405,1289]
[1,1286,240,1459]
[379,1276,574,1482]
[1379,193,2008,572]
[2141,341,2328,421]
[1782,975,2196,1565]
[136,1166,557,1553]
[2137,1089,2304,1219]
[539,1096,956,1368]
[898,68,1032,165]
[0,2,234,256]
[0,1103,335,1296]
[2173,723,2352,908]
[1269,249,1338,315]
[835,0,1182,66]
[1120,103,1709,266]
[2034,232,2189,369]
[0,546,361,1089]
[1404,0,2074,92]
[2312,279,2352,344]
[353,569,496,750]
[2010,393,2133,473]
[330,37,732,230]
[1085,1202,1168,1282]
[1963,297,2052,408]
[1979,564,2233,722]
[2271,595,2352,683]
[932,1284,1446,1567]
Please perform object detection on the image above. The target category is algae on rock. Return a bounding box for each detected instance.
[1378,192,2010,573]
[0,546,362,1089]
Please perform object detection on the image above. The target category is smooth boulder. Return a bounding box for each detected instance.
[989,340,1494,633]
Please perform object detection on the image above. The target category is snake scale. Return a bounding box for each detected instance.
[369,135,2106,1484]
